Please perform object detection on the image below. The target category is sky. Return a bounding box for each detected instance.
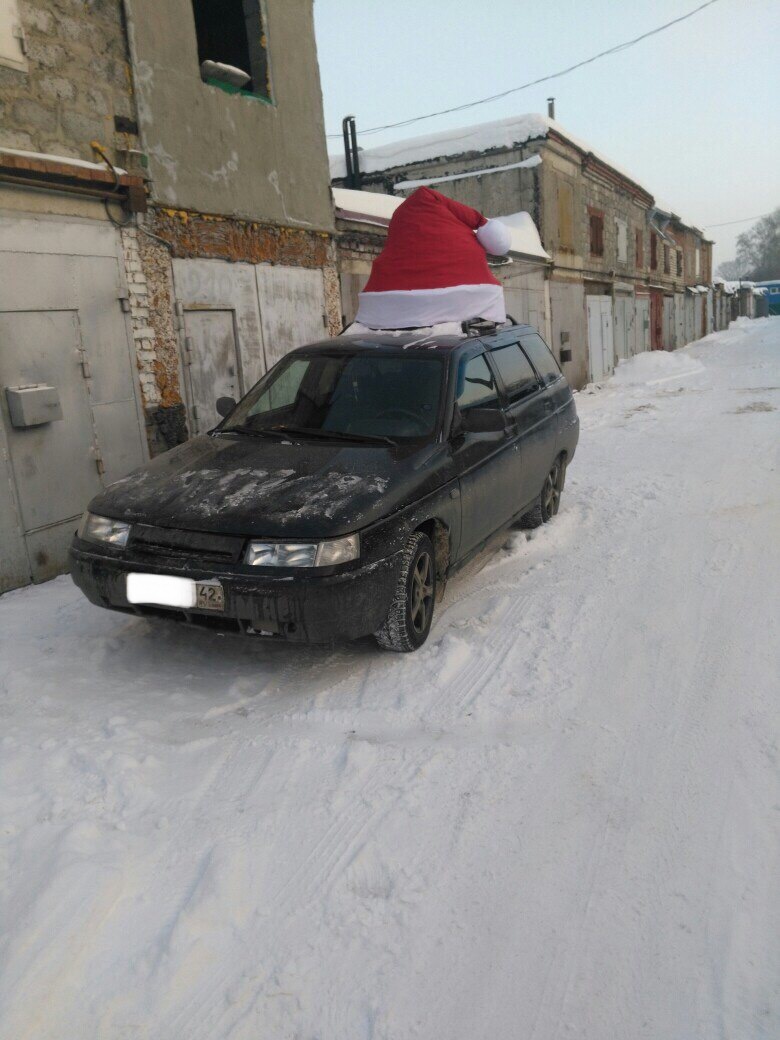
[313,0,780,268]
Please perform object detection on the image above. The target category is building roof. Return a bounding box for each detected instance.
[332,187,550,263]
[330,112,707,235]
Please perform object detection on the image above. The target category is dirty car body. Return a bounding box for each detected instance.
[70,324,579,647]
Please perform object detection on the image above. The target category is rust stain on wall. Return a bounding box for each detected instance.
[151,209,332,268]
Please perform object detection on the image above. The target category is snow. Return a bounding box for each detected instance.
[1,319,779,1039]
[329,113,553,178]
[496,209,550,261]
[332,186,402,225]
[0,146,127,175]
[329,112,647,194]
[392,153,542,191]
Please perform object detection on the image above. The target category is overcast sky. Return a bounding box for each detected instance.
[314,0,779,267]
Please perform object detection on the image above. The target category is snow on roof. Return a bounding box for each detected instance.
[498,210,550,262]
[332,187,401,225]
[695,284,710,294]
[0,146,127,175]
[333,188,549,262]
[329,111,650,193]
[330,113,552,179]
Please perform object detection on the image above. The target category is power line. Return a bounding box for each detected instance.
[703,213,771,228]
[326,0,721,139]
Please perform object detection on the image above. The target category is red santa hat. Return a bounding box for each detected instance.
[356,186,512,329]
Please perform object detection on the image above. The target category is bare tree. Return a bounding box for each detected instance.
[720,208,780,281]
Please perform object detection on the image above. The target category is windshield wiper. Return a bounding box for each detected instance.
[271,425,397,448]
[219,424,295,440]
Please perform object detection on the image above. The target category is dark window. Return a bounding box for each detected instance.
[650,231,658,270]
[226,353,444,440]
[520,333,562,386]
[676,250,683,276]
[456,354,499,409]
[635,228,643,268]
[589,208,604,257]
[490,343,538,401]
[192,0,270,99]
[663,244,670,275]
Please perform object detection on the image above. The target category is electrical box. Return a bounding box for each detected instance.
[5,385,63,427]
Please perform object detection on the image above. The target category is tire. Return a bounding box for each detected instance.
[519,457,565,529]
[375,531,436,652]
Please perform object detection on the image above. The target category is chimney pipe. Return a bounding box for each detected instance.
[341,115,361,190]
[547,97,555,120]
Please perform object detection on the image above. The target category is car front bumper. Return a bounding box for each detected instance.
[69,541,402,643]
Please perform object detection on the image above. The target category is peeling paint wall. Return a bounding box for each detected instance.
[124,0,333,230]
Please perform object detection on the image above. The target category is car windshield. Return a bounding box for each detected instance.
[222,353,445,442]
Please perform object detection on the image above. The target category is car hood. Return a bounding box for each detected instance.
[89,434,452,538]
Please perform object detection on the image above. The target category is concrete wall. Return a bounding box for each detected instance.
[0,0,138,168]
[125,0,333,229]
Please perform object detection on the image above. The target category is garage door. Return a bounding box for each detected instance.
[0,219,146,590]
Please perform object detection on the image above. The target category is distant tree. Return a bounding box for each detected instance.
[716,259,743,280]
[734,208,780,280]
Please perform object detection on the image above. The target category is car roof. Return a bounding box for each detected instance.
[291,323,537,357]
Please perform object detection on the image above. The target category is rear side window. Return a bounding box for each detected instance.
[490,343,538,401]
[456,354,499,409]
[520,333,561,386]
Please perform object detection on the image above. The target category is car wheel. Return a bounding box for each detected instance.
[540,457,565,522]
[518,458,565,529]
[375,531,436,652]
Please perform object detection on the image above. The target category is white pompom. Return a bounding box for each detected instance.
[476,218,512,256]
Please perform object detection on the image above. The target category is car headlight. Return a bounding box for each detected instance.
[245,534,359,568]
[77,512,131,548]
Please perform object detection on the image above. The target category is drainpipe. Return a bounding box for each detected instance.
[547,97,555,119]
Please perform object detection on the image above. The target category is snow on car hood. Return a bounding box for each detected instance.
[89,434,449,539]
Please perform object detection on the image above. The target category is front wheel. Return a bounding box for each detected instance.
[375,532,436,652]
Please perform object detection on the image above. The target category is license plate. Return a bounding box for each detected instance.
[195,581,224,611]
[126,573,223,612]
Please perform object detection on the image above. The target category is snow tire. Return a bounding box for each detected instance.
[374,531,436,653]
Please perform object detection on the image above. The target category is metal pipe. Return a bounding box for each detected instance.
[341,115,354,188]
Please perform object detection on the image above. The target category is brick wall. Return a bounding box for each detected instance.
[120,224,187,455]
[0,0,139,167]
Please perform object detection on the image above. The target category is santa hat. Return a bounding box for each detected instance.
[356,187,512,329]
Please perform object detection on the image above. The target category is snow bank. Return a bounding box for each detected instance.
[611,350,705,386]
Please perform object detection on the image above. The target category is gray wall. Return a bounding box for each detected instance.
[0,0,137,167]
[125,0,333,230]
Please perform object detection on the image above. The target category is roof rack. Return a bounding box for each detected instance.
[461,315,519,337]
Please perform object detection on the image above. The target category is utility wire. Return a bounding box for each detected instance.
[703,213,771,228]
[327,0,721,139]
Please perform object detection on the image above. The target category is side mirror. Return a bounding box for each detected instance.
[459,406,506,434]
[216,396,236,419]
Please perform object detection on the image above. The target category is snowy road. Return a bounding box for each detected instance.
[1,319,778,1040]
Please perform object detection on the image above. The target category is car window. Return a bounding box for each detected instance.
[490,343,538,401]
[456,354,499,410]
[520,333,561,386]
[247,359,308,415]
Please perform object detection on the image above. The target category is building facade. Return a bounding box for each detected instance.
[0,0,338,591]
[331,114,716,389]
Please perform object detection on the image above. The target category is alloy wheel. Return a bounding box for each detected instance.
[410,551,434,635]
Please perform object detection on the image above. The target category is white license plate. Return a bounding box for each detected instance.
[126,573,224,611]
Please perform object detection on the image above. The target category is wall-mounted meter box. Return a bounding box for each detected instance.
[5,385,63,427]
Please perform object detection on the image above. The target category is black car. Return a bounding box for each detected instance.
[70,323,579,652]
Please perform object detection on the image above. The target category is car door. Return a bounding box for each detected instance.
[449,351,516,559]
[487,341,549,512]
[519,332,570,485]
